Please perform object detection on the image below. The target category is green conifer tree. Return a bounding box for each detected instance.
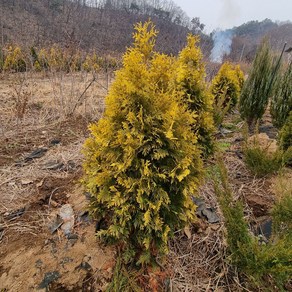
[271,62,292,129]
[82,21,203,265]
[239,38,276,129]
[279,111,292,151]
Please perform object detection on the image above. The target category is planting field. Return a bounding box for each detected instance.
[0,0,291,291]
[0,71,290,291]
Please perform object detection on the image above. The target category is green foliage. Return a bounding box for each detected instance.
[279,111,292,151]
[272,193,292,240]
[213,160,257,270]
[222,122,237,131]
[30,47,43,72]
[278,112,292,166]
[242,122,291,175]
[216,141,231,152]
[82,52,100,72]
[243,145,284,177]
[175,34,215,156]
[30,47,38,64]
[271,62,292,128]
[239,38,276,128]
[0,43,119,73]
[82,21,203,265]
[212,86,232,127]
[106,257,142,292]
[37,48,49,70]
[214,158,292,289]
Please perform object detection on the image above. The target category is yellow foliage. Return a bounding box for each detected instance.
[82,52,100,72]
[175,34,215,156]
[211,62,244,108]
[3,45,26,72]
[33,61,41,71]
[47,45,65,71]
[82,21,203,265]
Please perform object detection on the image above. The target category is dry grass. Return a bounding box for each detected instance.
[0,71,109,137]
[0,139,84,210]
[272,169,292,199]
[166,176,250,292]
[0,71,110,240]
[166,132,277,291]
[0,72,286,291]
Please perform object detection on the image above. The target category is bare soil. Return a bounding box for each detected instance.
[0,72,115,291]
[0,73,288,291]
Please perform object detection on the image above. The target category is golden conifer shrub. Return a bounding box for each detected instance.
[211,62,244,125]
[68,49,82,72]
[3,45,27,72]
[46,45,66,71]
[82,52,100,72]
[82,21,203,265]
[37,48,49,70]
[175,35,215,156]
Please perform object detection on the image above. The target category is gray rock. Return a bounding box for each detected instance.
[48,215,64,234]
[76,261,92,272]
[24,147,48,162]
[42,160,64,171]
[38,271,60,289]
[59,204,74,235]
[256,219,272,241]
[192,196,220,223]
[202,208,220,224]
[4,207,26,221]
[67,233,78,240]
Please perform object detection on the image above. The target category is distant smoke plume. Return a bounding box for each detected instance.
[219,0,240,28]
[210,29,234,63]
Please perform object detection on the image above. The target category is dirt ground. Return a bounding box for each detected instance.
[0,72,116,291]
[0,72,289,291]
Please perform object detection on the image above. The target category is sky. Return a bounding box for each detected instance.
[173,0,292,32]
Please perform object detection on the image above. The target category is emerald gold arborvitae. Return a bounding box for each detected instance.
[175,35,215,156]
[210,62,244,126]
[3,45,26,72]
[82,21,203,265]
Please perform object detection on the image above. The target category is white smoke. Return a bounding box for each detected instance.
[210,29,234,63]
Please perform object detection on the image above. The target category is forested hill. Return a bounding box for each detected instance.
[230,19,292,62]
[0,0,291,61]
[0,0,209,55]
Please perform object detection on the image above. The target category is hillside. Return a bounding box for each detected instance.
[230,19,292,62]
[0,0,205,55]
[1,0,291,63]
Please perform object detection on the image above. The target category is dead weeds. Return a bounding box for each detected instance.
[0,74,289,291]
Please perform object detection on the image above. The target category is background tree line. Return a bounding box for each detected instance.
[0,0,291,63]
